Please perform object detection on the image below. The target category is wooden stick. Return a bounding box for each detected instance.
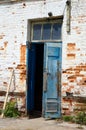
[1,69,14,118]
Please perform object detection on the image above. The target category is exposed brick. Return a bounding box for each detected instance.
[77,48,80,51]
[67,43,76,51]
[75,74,84,77]
[0,91,25,97]
[20,45,26,64]
[13,62,16,64]
[3,82,7,85]
[77,78,86,86]
[62,70,66,73]
[66,68,74,71]
[8,67,13,70]
[0,34,5,39]
[68,76,76,80]
[67,54,76,59]
[62,83,68,86]
[16,64,26,70]
[0,47,4,50]
[4,41,8,48]
[20,70,26,82]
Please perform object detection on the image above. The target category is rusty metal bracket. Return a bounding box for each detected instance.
[66,0,71,33]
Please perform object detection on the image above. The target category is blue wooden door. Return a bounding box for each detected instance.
[43,42,61,118]
[27,44,36,112]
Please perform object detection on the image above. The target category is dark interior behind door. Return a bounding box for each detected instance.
[27,43,44,117]
[34,44,44,111]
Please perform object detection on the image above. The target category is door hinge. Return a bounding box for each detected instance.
[26,41,31,49]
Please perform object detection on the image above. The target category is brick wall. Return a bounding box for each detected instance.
[62,0,86,114]
[0,0,86,114]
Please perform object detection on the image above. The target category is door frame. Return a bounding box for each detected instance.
[26,18,62,117]
[26,41,62,117]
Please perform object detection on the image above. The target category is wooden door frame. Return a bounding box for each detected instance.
[26,17,63,116]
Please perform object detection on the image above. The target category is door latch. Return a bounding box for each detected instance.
[43,72,47,92]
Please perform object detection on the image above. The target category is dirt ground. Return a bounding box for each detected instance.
[0,117,86,130]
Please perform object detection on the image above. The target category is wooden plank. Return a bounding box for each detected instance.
[1,70,14,118]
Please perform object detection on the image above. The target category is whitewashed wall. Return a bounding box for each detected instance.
[62,0,86,114]
[0,0,86,114]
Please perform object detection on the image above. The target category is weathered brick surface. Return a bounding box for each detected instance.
[0,0,86,114]
[62,0,86,114]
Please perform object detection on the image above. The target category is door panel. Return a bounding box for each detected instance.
[27,44,36,111]
[43,42,61,118]
[27,44,44,114]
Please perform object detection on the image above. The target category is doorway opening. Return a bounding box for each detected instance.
[27,19,62,118]
[28,43,44,118]
[34,43,44,112]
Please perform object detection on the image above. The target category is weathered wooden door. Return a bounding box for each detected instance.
[43,42,61,118]
[27,44,36,112]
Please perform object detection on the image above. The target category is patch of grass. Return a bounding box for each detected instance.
[4,101,20,118]
[75,112,86,125]
[62,112,86,126]
[0,109,2,114]
[62,115,73,122]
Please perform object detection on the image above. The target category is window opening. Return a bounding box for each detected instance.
[31,20,62,41]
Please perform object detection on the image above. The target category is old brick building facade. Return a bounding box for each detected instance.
[0,0,86,117]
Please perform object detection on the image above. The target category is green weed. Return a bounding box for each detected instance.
[4,101,20,118]
[63,112,86,125]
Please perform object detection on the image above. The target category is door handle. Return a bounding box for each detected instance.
[47,72,51,75]
[43,72,47,92]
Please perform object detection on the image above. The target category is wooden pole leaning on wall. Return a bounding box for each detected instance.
[1,69,14,118]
